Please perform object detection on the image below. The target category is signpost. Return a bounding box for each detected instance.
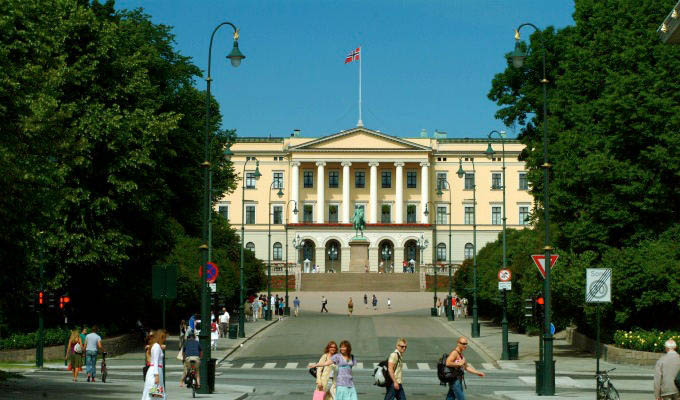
[498,268,512,360]
[498,269,512,282]
[199,261,219,283]
[152,264,177,330]
[531,254,559,279]
[586,268,612,377]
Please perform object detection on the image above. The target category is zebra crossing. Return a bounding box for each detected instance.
[221,360,501,371]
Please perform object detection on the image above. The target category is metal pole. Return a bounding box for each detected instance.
[596,303,600,375]
[284,199,295,316]
[448,182,453,320]
[266,182,273,321]
[471,159,480,337]
[239,158,248,338]
[433,203,438,313]
[36,251,44,368]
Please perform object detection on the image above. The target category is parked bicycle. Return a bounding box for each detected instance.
[596,368,619,400]
[185,359,199,398]
[101,352,108,383]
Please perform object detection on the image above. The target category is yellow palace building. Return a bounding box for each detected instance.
[218,126,533,273]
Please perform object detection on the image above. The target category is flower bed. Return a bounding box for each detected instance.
[613,329,680,353]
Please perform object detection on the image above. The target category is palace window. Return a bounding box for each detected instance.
[406,204,417,223]
[273,242,282,260]
[272,205,283,224]
[407,171,417,188]
[328,204,339,223]
[519,172,528,190]
[464,206,474,225]
[381,204,391,223]
[218,205,229,221]
[273,172,284,189]
[303,204,313,223]
[436,172,447,191]
[303,171,313,188]
[436,205,448,224]
[381,171,392,188]
[355,171,365,188]
[519,206,530,225]
[437,243,447,262]
[491,173,502,190]
[492,206,502,225]
[328,171,339,188]
[245,205,256,224]
[246,172,256,189]
[464,243,474,259]
[464,172,475,190]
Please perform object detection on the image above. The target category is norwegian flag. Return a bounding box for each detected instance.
[344,47,360,64]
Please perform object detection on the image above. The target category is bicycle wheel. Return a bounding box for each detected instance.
[191,375,196,398]
[606,385,620,400]
[101,366,107,383]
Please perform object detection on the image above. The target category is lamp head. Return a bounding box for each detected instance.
[511,40,527,69]
[226,30,245,67]
[223,142,234,160]
[485,142,495,159]
[423,203,429,216]
[456,159,465,178]
[293,206,299,215]
[277,187,284,198]
[254,160,262,179]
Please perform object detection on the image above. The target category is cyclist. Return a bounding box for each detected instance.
[180,332,202,389]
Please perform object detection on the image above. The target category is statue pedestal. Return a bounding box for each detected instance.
[348,238,369,272]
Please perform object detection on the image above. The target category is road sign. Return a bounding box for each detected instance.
[152,264,177,300]
[498,281,512,291]
[199,262,219,283]
[209,283,217,293]
[585,268,611,303]
[550,323,555,335]
[531,254,559,279]
[498,269,512,282]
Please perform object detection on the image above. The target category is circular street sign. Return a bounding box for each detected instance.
[199,262,219,283]
[498,269,512,282]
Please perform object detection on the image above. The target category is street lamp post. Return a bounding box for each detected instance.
[293,234,303,276]
[329,245,338,273]
[239,157,260,337]
[458,158,480,337]
[486,129,508,359]
[424,203,438,316]
[284,200,298,315]
[267,182,284,321]
[200,21,244,393]
[512,23,554,395]
[437,180,454,321]
[380,245,392,273]
[416,233,431,314]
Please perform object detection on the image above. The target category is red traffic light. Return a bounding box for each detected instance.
[536,297,545,305]
[59,296,64,309]
[39,291,44,305]
[63,296,70,303]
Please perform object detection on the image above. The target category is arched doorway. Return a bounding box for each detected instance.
[300,239,316,272]
[378,239,394,273]
[403,239,419,273]
[325,240,341,273]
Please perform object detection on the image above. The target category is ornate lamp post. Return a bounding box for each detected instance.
[239,157,260,337]
[485,130,509,359]
[416,233,432,314]
[328,244,339,273]
[512,23,554,394]
[284,200,298,315]
[436,180,454,321]
[424,202,439,315]
[200,22,244,393]
[458,158,480,337]
[380,245,392,273]
[292,234,303,274]
[266,182,284,321]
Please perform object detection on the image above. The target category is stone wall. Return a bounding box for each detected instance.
[565,327,662,366]
[0,333,141,363]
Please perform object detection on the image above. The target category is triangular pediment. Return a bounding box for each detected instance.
[290,128,430,151]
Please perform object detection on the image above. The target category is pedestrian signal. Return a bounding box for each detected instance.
[48,292,57,309]
[524,297,534,318]
[535,296,545,321]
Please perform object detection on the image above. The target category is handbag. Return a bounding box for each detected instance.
[176,349,183,361]
[74,343,82,354]
[142,365,149,381]
[148,384,165,398]
[309,367,317,378]
[312,389,326,400]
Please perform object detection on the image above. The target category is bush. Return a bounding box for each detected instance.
[0,328,70,350]
[613,329,680,353]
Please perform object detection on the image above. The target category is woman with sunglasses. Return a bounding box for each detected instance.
[315,341,338,399]
[309,340,358,400]
[444,336,484,400]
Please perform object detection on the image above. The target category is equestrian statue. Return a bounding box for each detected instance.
[351,208,366,238]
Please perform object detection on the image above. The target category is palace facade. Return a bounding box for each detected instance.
[218,127,533,272]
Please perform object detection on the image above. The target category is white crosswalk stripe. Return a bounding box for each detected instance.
[417,363,430,370]
[482,363,497,370]
[285,362,298,369]
[240,362,254,369]
[263,362,277,369]
[355,362,364,369]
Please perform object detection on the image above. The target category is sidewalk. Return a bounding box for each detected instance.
[436,314,654,400]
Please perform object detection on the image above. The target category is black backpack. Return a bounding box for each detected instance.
[373,351,400,387]
[437,352,464,385]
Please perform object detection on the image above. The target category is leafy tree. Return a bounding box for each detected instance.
[488,0,680,253]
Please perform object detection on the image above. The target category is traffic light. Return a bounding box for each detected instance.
[47,292,57,309]
[524,297,534,318]
[535,295,545,322]
[38,291,45,308]
[59,295,70,311]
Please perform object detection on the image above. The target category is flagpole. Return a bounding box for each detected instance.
[358,45,363,127]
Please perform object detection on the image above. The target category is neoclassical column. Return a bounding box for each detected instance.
[369,161,379,224]
[394,162,404,224]
[316,161,326,223]
[342,161,352,223]
[420,162,430,223]
[291,161,300,223]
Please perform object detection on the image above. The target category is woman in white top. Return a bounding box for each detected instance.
[141,329,167,400]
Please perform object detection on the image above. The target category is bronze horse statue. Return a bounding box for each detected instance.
[352,208,366,237]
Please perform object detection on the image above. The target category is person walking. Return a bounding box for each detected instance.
[384,338,407,400]
[141,329,167,399]
[321,296,329,313]
[309,340,358,400]
[445,336,485,400]
[363,294,368,309]
[179,320,187,350]
[179,331,202,389]
[79,327,88,369]
[436,297,442,316]
[314,341,338,400]
[252,297,260,322]
[293,297,301,317]
[347,297,354,317]
[654,339,680,400]
[84,325,104,382]
[372,294,378,310]
[210,319,219,350]
[278,298,284,319]
[387,298,392,310]
[65,330,83,382]
[219,308,229,338]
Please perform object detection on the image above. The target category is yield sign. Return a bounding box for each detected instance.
[531,254,559,279]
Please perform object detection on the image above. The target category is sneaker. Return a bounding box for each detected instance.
[87,376,90,382]
[91,378,95,382]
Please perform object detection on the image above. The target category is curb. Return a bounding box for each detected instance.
[434,318,500,368]
[217,318,281,365]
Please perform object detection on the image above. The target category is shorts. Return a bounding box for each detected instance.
[184,356,201,375]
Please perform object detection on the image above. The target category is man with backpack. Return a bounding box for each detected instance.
[442,336,484,400]
[384,338,407,400]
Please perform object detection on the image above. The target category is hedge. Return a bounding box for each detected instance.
[613,329,680,353]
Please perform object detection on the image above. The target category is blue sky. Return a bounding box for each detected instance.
[114,1,575,139]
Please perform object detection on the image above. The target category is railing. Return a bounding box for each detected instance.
[268,263,298,276]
